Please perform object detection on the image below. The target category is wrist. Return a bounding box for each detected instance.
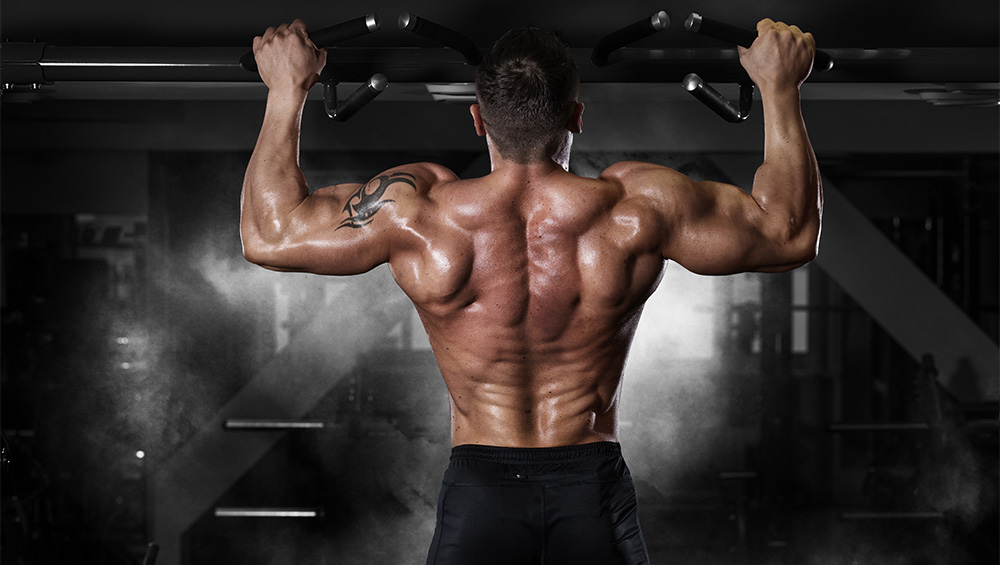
[265,86,311,113]
[759,81,801,102]
[760,84,802,118]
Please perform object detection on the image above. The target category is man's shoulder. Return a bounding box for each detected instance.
[380,162,461,194]
[598,161,692,195]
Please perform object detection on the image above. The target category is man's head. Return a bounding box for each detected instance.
[474,27,582,164]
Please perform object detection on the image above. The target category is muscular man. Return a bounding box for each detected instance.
[242,18,821,565]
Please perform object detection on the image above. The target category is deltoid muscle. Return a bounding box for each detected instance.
[338,172,417,229]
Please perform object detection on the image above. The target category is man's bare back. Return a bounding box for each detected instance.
[241,19,821,450]
[380,162,667,447]
[241,18,821,562]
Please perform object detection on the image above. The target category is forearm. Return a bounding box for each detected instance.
[241,88,311,252]
[752,86,822,256]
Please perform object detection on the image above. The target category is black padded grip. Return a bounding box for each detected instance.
[241,14,381,73]
[326,74,388,122]
[398,12,482,66]
[683,73,752,123]
[591,11,670,66]
[310,14,380,48]
[685,13,833,73]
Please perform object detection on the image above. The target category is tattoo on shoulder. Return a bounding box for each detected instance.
[337,172,417,230]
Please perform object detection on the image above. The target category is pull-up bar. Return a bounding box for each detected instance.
[680,12,834,123]
[4,47,993,83]
[237,13,390,122]
[239,13,381,73]
[685,13,834,73]
[2,9,997,119]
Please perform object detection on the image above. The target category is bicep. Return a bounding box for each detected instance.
[659,179,800,275]
[247,179,397,276]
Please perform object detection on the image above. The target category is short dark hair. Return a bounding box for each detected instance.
[475,27,580,163]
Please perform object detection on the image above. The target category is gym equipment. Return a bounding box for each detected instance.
[682,12,833,123]
[590,11,670,66]
[2,11,996,114]
[238,13,386,121]
[686,13,834,72]
[214,507,324,518]
[683,73,756,123]
[224,418,326,430]
[826,355,976,523]
[323,73,388,121]
[238,14,381,73]
[398,12,482,66]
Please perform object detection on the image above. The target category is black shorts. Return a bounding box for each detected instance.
[425,442,650,565]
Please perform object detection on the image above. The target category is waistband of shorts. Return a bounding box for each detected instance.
[450,441,621,464]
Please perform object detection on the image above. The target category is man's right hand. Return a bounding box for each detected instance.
[636,18,822,276]
[252,19,328,94]
[738,18,815,94]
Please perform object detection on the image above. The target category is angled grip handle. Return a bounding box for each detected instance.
[683,74,754,123]
[591,10,670,66]
[324,73,389,122]
[398,12,482,65]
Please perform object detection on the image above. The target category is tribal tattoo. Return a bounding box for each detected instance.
[337,172,417,230]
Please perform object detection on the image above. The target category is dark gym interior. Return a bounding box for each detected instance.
[2,1,998,563]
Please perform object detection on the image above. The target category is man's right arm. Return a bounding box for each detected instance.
[626,19,822,276]
[239,20,447,276]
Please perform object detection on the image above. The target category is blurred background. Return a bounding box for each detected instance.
[2,1,998,563]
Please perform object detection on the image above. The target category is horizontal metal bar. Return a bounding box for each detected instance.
[3,44,996,85]
[214,507,323,518]
[31,47,247,82]
[841,511,946,520]
[718,471,758,480]
[827,422,930,432]
[224,418,326,430]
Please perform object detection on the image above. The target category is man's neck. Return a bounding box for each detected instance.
[485,133,573,175]
[489,157,566,181]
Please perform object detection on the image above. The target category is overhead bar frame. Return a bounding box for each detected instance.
[4,45,997,86]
